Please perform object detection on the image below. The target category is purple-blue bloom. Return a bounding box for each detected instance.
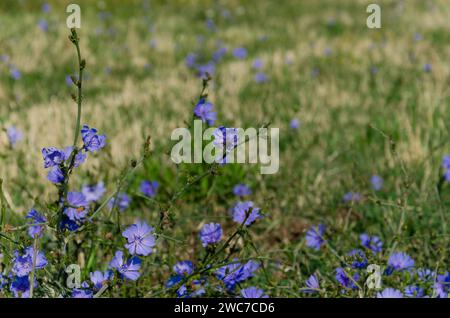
[377,288,403,298]
[360,233,383,253]
[38,19,48,32]
[343,191,362,203]
[140,180,159,198]
[65,192,89,221]
[185,53,197,68]
[213,126,239,164]
[233,47,247,59]
[12,247,47,277]
[254,72,268,83]
[404,285,425,298]
[232,201,262,226]
[10,67,21,80]
[47,166,65,184]
[434,272,449,298]
[335,267,359,290]
[302,274,320,293]
[108,192,131,212]
[252,59,263,69]
[10,276,34,298]
[6,126,23,148]
[122,221,156,256]
[241,287,268,298]
[290,119,300,129]
[194,99,217,125]
[371,175,383,191]
[72,288,93,298]
[233,184,252,197]
[199,223,222,247]
[26,209,46,238]
[89,270,112,290]
[81,125,106,152]
[346,249,368,269]
[109,250,141,281]
[423,63,432,73]
[82,181,106,202]
[174,261,194,276]
[216,260,260,290]
[305,224,325,251]
[387,252,415,272]
[42,147,66,168]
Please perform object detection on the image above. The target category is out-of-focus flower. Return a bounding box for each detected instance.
[10,276,34,298]
[26,209,46,238]
[108,192,131,212]
[434,272,449,298]
[404,285,425,298]
[346,249,368,269]
[194,98,217,125]
[122,221,156,256]
[47,166,65,184]
[252,59,263,69]
[65,192,89,221]
[305,224,325,251]
[12,247,47,277]
[335,267,359,290]
[241,287,268,298]
[377,288,403,298]
[371,175,383,191]
[38,19,48,32]
[360,233,383,253]
[82,182,106,202]
[109,250,141,281]
[89,270,112,291]
[423,63,432,73]
[233,47,247,59]
[140,180,159,198]
[343,192,362,203]
[233,184,252,197]
[199,223,222,247]
[290,119,300,129]
[10,67,21,80]
[302,274,320,293]
[387,252,415,273]
[254,72,268,83]
[6,126,23,148]
[232,201,262,226]
[174,261,194,276]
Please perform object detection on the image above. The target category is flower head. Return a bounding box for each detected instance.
[174,261,194,276]
[371,175,383,191]
[254,72,268,83]
[65,192,89,221]
[233,184,252,197]
[194,99,217,125]
[6,126,23,148]
[26,209,46,238]
[122,221,156,256]
[346,249,368,269]
[10,276,34,298]
[81,125,106,152]
[233,47,247,59]
[140,180,159,198]
[199,223,222,247]
[434,272,449,298]
[335,267,359,290]
[12,247,47,277]
[359,233,383,253]
[108,192,131,212]
[387,252,415,272]
[404,285,425,298]
[377,288,403,298]
[82,182,106,202]
[290,119,300,129]
[241,287,268,298]
[89,270,112,291]
[305,224,325,251]
[232,201,262,226]
[302,274,320,293]
[42,147,66,168]
[109,250,141,281]
[47,166,65,184]
[216,260,259,290]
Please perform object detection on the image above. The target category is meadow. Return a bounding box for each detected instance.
[0,0,448,298]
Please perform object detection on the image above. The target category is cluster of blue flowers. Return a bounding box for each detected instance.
[303,223,448,297]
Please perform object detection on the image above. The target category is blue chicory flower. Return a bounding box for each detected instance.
[81,125,106,152]
[122,221,156,256]
[26,209,46,238]
[140,180,159,198]
[305,224,325,251]
[240,287,268,298]
[232,201,262,226]
[109,250,141,281]
[199,223,222,247]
